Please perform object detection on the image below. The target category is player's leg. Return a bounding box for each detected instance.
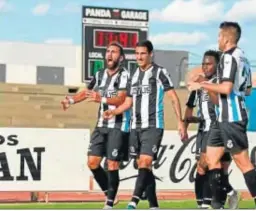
[200,135,212,209]
[104,129,127,208]
[221,121,256,206]
[87,127,108,196]
[194,131,205,208]
[206,146,224,209]
[129,130,158,208]
[196,160,207,208]
[144,170,158,209]
[206,122,225,209]
[220,153,239,209]
[127,128,163,209]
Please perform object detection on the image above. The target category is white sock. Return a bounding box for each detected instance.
[128,202,137,208]
[227,190,235,196]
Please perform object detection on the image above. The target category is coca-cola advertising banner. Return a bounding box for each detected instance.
[92,131,256,191]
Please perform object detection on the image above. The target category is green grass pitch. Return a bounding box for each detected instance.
[0,200,254,209]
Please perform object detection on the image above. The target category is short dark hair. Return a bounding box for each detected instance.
[107,41,125,58]
[219,21,242,43]
[203,50,220,64]
[136,40,154,53]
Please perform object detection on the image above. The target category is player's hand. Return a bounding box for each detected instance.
[178,121,188,141]
[86,90,101,103]
[191,74,206,83]
[103,110,115,119]
[181,130,189,143]
[187,82,201,91]
[61,96,71,111]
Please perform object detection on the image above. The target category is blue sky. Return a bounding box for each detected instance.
[0,0,256,66]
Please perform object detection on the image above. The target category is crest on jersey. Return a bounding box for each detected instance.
[130,146,135,153]
[152,145,157,153]
[112,149,118,157]
[226,140,233,149]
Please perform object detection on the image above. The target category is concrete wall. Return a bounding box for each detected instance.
[154,50,188,88]
[0,41,188,87]
[0,41,82,86]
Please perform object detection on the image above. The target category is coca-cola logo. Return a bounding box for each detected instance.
[169,136,197,183]
[102,133,256,184]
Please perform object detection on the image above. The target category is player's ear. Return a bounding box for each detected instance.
[119,55,124,63]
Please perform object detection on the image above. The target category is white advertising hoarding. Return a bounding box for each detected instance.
[1,127,256,192]
[0,128,90,191]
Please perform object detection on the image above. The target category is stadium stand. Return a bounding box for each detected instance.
[0,83,197,131]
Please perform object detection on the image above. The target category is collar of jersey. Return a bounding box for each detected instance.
[139,63,154,72]
[106,67,123,77]
[224,46,237,54]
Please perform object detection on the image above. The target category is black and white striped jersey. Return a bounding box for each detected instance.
[186,77,218,131]
[127,63,174,129]
[87,67,131,132]
[217,47,251,122]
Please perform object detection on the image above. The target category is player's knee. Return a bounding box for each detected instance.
[196,159,207,175]
[87,156,101,170]
[196,163,205,175]
[199,153,208,169]
[138,154,153,169]
[107,160,119,170]
[206,154,221,169]
[232,150,254,173]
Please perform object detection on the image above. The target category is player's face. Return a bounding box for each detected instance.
[105,45,122,70]
[135,46,152,69]
[202,56,216,78]
[218,29,226,51]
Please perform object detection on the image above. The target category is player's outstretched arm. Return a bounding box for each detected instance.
[203,81,233,95]
[188,54,237,95]
[86,90,127,107]
[103,97,132,119]
[61,89,88,110]
[187,80,234,95]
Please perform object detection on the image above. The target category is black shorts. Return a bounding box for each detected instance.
[219,121,248,154]
[206,121,232,162]
[207,121,225,147]
[195,130,209,160]
[87,127,129,161]
[129,128,163,161]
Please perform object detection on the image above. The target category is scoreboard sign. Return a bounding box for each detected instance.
[82,6,149,82]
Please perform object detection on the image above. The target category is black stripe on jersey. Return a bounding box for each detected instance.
[211,76,218,84]
[149,66,158,127]
[158,69,174,91]
[135,71,145,128]
[246,67,252,89]
[186,91,197,108]
[97,70,104,87]
[87,77,96,90]
[220,94,228,121]
[207,100,216,121]
[102,74,116,127]
[87,69,103,90]
[220,54,237,83]
[238,96,248,122]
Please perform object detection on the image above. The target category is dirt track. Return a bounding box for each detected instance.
[0,190,252,203]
